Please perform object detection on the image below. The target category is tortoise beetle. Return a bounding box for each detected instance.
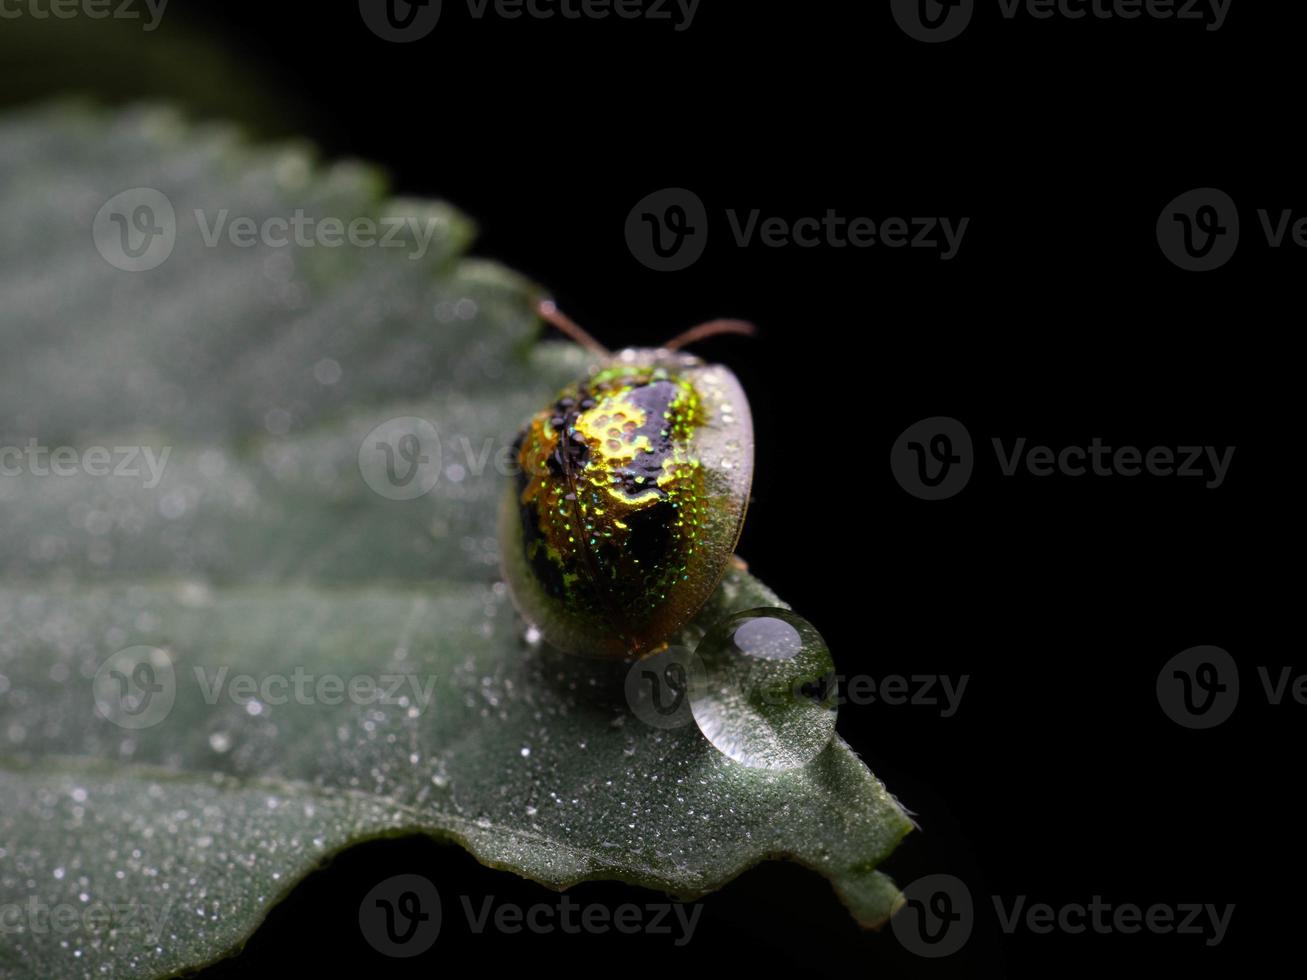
[499,301,755,659]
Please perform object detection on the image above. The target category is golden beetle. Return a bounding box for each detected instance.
[499,301,755,659]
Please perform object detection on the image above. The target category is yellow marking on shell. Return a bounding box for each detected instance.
[572,394,676,506]
[608,487,662,506]
[657,454,698,488]
[574,396,652,461]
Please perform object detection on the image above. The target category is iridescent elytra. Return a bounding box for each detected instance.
[499,301,755,659]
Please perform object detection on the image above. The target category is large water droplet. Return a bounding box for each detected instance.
[689,608,838,769]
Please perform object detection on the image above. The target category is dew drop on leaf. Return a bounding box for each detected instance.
[690,608,839,770]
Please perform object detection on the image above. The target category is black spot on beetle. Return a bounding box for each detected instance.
[561,432,590,472]
[622,500,675,568]
[626,379,677,420]
[608,379,682,501]
[519,501,567,600]
[594,540,623,577]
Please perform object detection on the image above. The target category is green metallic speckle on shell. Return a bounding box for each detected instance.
[499,349,754,659]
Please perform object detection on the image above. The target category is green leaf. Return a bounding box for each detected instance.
[0,104,912,979]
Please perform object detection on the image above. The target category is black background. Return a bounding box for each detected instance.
[8,1,1292,976]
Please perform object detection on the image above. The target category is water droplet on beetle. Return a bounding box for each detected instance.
[689,608,838,770]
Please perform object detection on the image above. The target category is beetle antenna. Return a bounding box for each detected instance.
[663,318,757,351]
[538,300,610,357]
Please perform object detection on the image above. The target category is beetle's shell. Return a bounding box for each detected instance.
[499,348,753,659]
